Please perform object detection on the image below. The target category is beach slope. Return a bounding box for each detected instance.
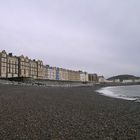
[0,84,140,139]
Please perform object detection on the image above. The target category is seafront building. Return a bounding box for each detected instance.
[56,67,60,80]
[47,66,57,80]
[98,76,111,83]
[80,71,88,82]
[122,79,134,83]
[88,73,98,83]
[7,53,19,78]
[29,59,38,79]
[59,68,69,81]
[110,79,120,83]
[68,70,80,81]
[0,50,100,83]
[0,50,7,78]
[18,55,30,78]
[42,65,48,80]
[134,79,140,83]
[37,60,44,79]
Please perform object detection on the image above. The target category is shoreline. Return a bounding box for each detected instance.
[97,85,140,102]
[1,78,140,88]
[0,84,140,139]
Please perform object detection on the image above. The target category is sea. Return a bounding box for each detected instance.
[97,85,140,102]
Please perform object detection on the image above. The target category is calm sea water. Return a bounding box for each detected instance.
[97,85,140,101]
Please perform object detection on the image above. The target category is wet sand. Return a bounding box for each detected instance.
[0,84,140,140]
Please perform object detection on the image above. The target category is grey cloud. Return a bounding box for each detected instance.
[0,0,140,78]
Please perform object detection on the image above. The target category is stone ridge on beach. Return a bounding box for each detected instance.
[0,84,140,140]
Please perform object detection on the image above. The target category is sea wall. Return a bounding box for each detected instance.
[0,78,95,87]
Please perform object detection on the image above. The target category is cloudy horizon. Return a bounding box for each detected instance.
[0,0,140,78]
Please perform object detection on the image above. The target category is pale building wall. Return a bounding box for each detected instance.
[0,50,93,82]
[29,60,37,79]
[0,50,7,78]
[80,72,85,82]
[7,54,18,78]
[85,72,88,82]
[60,68,69,81]
[64,70,69,81]
[80,72,89,82]
[68,70,73,81]
[98,76,105,83]
[47,66,56,80]
[58,68,69,81]
[63,69,69,81]
[18,55,30,78]
[68,70,80,81]
[122,80,133,83]
[134,79,140,83]
[37,60,44,79]
[46,66,51,80]
[77,71,80,81]
[114,79,120,83]
[98,76,111,83]
[52,67,56,80]
[42,65,48,79]
[59,68,65,81]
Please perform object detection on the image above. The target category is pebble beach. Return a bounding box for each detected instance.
[0,84,140,140]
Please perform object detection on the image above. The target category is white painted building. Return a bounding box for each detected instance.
[122,79,133,83]
[98,76,105,83]
[80,71,88,82]
[134,79,140,83]
[47,66,56,80]
[110,79,121,83]
[98,76,111,83]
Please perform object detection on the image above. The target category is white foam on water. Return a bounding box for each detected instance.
[97,87,138,101]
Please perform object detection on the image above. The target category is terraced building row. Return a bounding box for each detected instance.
[0,50,98,82]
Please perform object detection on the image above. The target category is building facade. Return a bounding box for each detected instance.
[29,59,38,79]
[56,67,60,80]
[80,71,89,82]
[7,53,19,78]
[0,50,7,78]
[47,66,56,80]
[88,73,98,83]
[59,68,68,81]
[37,60,44,79]
[0,50,101,82]
[18,55,30,78]
[98,76,106,83]
[68,70,80,81]
[42,65,48,79]
[62,69,69,81]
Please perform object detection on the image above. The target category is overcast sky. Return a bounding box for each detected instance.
[0,0,140,78]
